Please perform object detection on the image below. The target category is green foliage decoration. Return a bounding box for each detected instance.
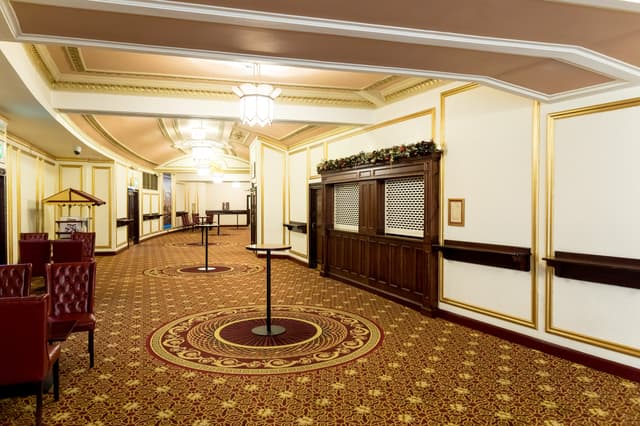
[317,140,438,172]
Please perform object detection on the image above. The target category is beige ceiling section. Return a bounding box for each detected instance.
[66,114,157,168]
[181,0,640,67]
[9,2,615,96]
[33,44,435,108]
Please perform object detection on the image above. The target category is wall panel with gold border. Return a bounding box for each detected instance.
[439,84,538,328]
[260,143,286,245]
[92,166,112,249]
[287,149,308,258]
[546,98,640,358]
[17,153,38,236]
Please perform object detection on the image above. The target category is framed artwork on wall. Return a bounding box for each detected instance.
[448,198,465,226]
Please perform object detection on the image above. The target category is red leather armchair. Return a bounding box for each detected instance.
[0,263,32,297]
[19,232,49,240]
[71,232,96,261]
[18,240,52,280]
[46,261,97,368]
[51,239,83,263]
[0,294,62,426]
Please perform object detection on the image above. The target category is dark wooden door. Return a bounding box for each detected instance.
[127,188,139,244]
[309,185,323,268]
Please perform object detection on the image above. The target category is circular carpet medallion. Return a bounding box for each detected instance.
[147,305,383,375]
[144,262,262,278]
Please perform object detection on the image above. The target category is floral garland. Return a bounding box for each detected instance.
[317,140,438,172]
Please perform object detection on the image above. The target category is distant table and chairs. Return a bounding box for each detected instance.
[206,209,249,235]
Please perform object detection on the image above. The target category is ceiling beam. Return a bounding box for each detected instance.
[50,90,377,125]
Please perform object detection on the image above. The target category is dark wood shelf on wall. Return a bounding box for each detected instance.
[142,213,162,221]
[543,251,640,289]
[283,221,307,234]
[433,240,531,271]
[116,218,134,227]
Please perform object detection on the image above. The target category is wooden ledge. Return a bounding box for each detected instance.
[433,240,531,271]
[543,251,640,289]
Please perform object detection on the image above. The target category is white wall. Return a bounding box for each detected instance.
[440,85,535,326]
[540,87,640,364]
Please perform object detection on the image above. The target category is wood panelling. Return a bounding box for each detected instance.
[321,155,441,314]
[326,230,436,312]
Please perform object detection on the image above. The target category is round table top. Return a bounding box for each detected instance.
[195,223,217,228]
[245,244,291,252]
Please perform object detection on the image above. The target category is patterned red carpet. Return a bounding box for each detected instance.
[1,228,638,425]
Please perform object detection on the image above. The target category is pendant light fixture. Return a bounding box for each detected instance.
[232,64,281,127]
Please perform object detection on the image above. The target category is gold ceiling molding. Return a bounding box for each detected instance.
[363,75,398,91]
[26,44,55,84]
[82,115,157,166]
[64,47,86,72]
[385,79,444,102]
[157,118,174,142]
[52,81,231,98]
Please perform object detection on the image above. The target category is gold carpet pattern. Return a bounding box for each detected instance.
[148,305,382,375]
[1,228,638,425]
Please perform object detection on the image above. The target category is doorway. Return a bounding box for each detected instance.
[127,188,140,244]
[308,184,323,269]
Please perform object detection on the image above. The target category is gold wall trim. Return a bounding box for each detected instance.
[530,101,540,328]
[438,83,537,329]
[545,97,640,357]
[16,149,22,239]
[440,298,535,328]
[83,115,158,166]
[92,166,113,249]
[7,147,15,262]
[260,145,264,244]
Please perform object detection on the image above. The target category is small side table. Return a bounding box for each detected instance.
[196,224,217,271]
[245,243,291,336]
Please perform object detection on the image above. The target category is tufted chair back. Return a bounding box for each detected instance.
[45,261,97,367]
[18,240,52,278]
[19,232,49,240]
[0,263,32,297]
[46,261,96,316]
[0,294,62,425]
[71,232,96,261]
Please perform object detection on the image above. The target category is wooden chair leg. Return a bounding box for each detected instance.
[36,382,43,426]
[89,330,95,368]
[53,359,60,400]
